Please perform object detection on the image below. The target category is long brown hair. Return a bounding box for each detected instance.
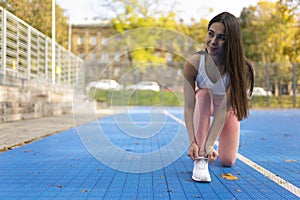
[208,12,254,121]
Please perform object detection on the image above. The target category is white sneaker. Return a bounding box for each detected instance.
[192,157,211,182]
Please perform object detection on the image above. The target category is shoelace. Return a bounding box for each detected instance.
[195,158,208,169]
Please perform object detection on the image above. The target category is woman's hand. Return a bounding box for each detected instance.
[207,149,218,162]
[188,140,199,160]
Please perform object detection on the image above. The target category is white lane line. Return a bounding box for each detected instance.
[161,109,186,126]
[162,109,300,198]
[236,153,300,198]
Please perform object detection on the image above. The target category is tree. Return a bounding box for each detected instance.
[95,0,193,82]
[240,0,299,95]
[0,0,69,48]
[186,18,208,47]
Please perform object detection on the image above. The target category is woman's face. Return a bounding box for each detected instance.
[206,22,226,56]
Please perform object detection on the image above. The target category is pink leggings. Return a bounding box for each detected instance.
[193,88,240,166]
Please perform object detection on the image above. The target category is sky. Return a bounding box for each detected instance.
[56,0,262,23]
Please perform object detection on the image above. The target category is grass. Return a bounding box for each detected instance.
[90,89,300,108]
[250,96,300,108]
[91,89,184,107]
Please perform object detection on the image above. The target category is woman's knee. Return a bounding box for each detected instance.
[219,156,236,167]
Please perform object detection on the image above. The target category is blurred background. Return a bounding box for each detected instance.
[0,0,299,122]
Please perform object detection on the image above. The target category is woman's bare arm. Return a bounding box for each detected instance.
[183,53,200,160]
[183,54,199,141]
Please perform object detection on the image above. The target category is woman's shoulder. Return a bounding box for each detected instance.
[190,50,207,58]
[184,51,207,78]
[186,50,206,67]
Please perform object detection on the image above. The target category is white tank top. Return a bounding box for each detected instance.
[196,54,230,95]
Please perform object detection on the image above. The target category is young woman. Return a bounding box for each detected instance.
[183,12,254,182]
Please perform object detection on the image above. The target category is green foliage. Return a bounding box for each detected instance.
[250,96,300,108]
[241,0,298,63]
[0,0,69,48]
[107,0,194,73]
[186,18,209,46]
[91,88,299,108]
[92,89,184,106]
[240,0,299,96]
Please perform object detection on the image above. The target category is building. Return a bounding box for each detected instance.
[70,20,185,91]
[70,20,115,60]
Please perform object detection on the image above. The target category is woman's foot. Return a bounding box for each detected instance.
[192,157,211,182]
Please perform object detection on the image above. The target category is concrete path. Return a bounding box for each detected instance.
[0,104,127,152]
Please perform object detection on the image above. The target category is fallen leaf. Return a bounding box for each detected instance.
[285,159,297,162]
[221,173,238,180]
[235,188,241,193]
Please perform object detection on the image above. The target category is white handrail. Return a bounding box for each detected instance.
[0,7,84,86]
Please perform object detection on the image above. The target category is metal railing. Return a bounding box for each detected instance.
[0,7,84,87]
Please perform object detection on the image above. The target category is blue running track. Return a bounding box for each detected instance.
[0,107,299,199]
